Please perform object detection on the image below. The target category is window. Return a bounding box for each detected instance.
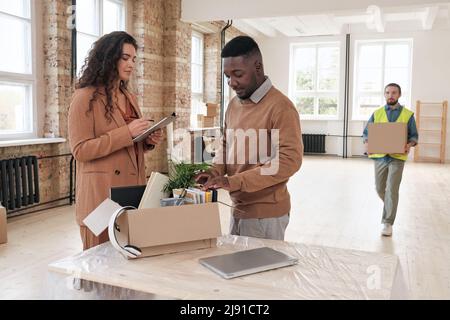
[353,39,413,120]
[0,0,34,139]
[191,31,205,128]
[290,42,340,119]
[76,0,125,76]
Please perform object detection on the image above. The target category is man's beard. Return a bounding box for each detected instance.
[237,90,251,100]
[387,99,398,106]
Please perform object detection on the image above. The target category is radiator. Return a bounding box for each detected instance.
[302,134,326,153]
[0,156,40,211]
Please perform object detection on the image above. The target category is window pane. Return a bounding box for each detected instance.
[358,44,382,68]
[295,47,315,70]
[318,47,339,70]
[319,97,337,115]
[191,33,203,95]
[296,70,314,91]
[318,46,339,91]
[77,33,99,76]
[76,0,99,35]
[191,36,199,62]
[295,96,314,115]
[384,67,409,92]
[357,96,382,117]
[0,16,31,74]
[385,44,410,68]
[0,82,32,133]
[358,68,382,91]
[318,69,338,91]
[0,0,30,18]
[191,64,202,93]
[191,35,203,65]
[294,47,315,91]
[103,0,124,34]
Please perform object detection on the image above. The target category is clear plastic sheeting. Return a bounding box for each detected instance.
[46,235,408,300]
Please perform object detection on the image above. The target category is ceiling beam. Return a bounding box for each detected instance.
[421,6,439,30]
[231,20,265,38]
[241,19,279,37]
[190,22,221,34]
[181,0,446,22]
[366,5,385,32]
[263,17,304,37]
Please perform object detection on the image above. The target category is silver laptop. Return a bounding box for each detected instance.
[199,247,298,279]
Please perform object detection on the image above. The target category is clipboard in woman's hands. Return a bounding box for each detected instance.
[133,112,177,143]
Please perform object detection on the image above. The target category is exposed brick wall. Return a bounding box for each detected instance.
[132,0,166,175]
[203,22,245,127]
[0,0,243,214]
[131,0,192,175]
[43,0,73,143]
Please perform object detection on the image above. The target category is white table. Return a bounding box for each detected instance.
[47,235,408,299]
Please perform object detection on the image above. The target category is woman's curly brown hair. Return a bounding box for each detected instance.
[76,31,138,121]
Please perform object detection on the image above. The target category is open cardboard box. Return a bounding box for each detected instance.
[368,122,407,154]
[114,202,222,259]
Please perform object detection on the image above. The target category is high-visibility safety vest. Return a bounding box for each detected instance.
[369,106,414,161]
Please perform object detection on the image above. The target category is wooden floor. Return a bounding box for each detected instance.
[0,156,449,299]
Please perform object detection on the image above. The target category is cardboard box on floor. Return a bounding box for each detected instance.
[116,203,221,258]
[0,204,7,245]
[206,103,218,117]
[368,122,407,154]
[197,114,215,128]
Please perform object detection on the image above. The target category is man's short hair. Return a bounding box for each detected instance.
[385,83,402,95]
[221,36,261,58]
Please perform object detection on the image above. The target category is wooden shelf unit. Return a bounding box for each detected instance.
[414,100,448,163]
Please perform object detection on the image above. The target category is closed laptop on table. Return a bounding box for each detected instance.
[199,247,298,279]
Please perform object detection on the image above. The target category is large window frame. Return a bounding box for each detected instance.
[289,42,341,120]
[352,38,413,121]
[76,0,126,77]
[190,30,205,128]
[0,0,37,140]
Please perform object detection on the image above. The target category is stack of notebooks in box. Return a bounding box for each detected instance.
[172,188,218,205]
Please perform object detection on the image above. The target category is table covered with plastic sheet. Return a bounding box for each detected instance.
[46,235,408,299]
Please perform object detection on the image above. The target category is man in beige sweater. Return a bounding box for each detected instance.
[196,36,303,240]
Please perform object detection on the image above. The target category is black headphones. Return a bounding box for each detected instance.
[108,206,142,258]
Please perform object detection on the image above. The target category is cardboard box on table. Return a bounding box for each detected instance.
[368,122,407,154]
[115,202,221,259]
[84,171,222,259]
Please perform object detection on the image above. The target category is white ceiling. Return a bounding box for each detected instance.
[204,3,450,37]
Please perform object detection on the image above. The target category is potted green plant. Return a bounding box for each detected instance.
[163,160,211,196]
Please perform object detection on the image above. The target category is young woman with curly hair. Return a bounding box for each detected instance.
[68,31,163,250]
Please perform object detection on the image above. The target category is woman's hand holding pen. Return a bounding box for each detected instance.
[127,118,150,138]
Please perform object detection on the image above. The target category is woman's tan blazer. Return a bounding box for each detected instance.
[68,86,148,225]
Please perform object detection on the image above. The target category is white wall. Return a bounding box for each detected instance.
[258,28,450,160]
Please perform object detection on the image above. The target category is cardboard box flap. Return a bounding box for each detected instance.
[126,203,221,248]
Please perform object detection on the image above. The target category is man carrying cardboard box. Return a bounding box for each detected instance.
[363,83,419,237]
[195,36,303,241]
